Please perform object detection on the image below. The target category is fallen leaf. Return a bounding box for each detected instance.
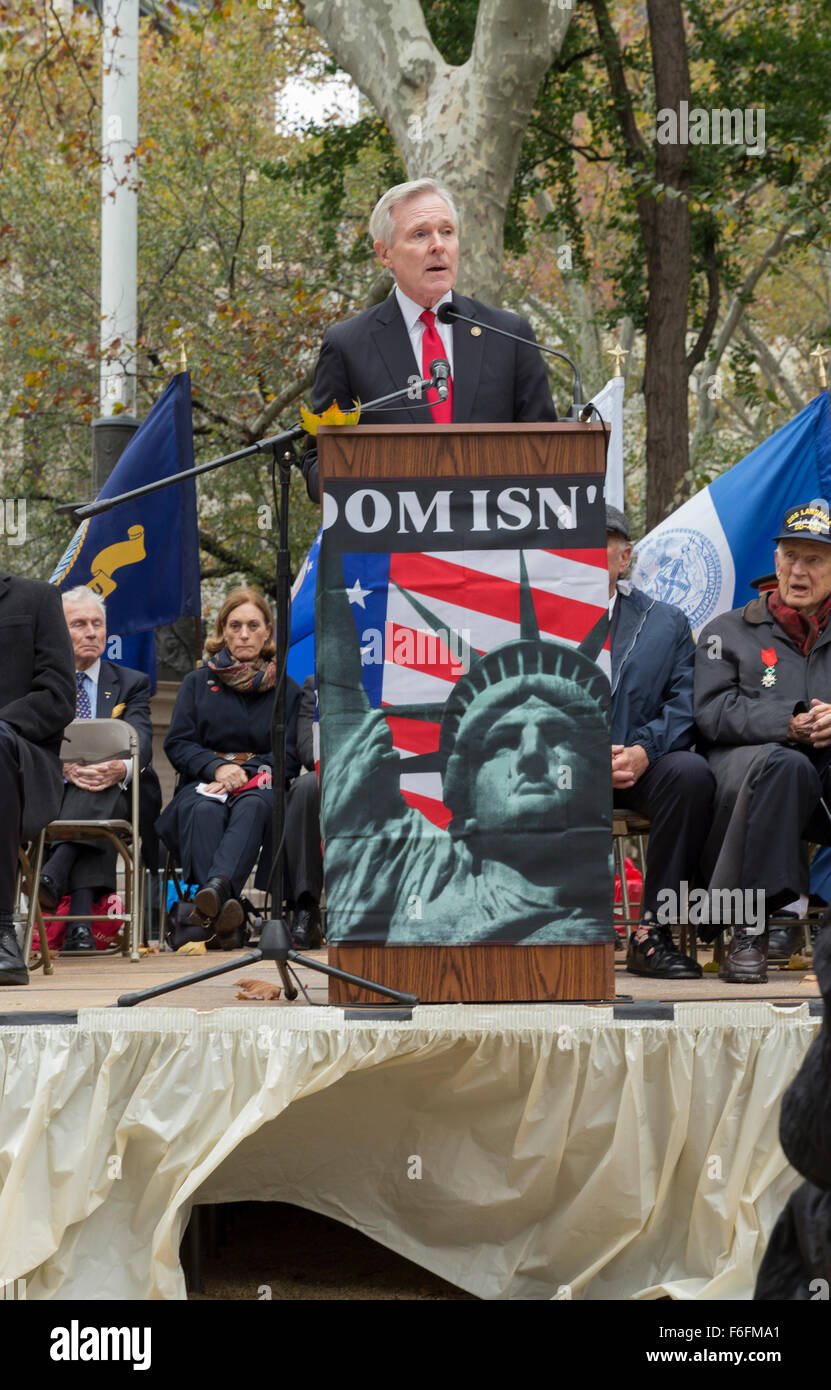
[236,977,282,1001]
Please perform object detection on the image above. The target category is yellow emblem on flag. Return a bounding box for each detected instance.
[87,524,146,599]
[300,399,361,436]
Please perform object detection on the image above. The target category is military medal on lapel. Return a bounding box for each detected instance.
[761,646,778,688]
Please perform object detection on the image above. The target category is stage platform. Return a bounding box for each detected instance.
[0,943,821,1012]
[0,946,822,1301]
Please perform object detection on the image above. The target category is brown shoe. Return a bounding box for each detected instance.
[719,928,768,984]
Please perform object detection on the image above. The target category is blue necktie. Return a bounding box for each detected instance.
[75,670,92,719]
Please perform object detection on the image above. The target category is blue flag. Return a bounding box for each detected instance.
[632,391,831,634]
[51,372,200,636]
[288,527,321,685]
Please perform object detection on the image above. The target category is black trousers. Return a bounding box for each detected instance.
[285,772,322,904]
[727,744,831,914]
[172,784,272,898]
[614,750,716,918]
[0,722,22,913]
[42,784,129,894]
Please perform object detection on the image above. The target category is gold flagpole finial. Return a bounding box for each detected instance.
[178,339,188,374]
[609,343,628,378]
[810,343,828,390]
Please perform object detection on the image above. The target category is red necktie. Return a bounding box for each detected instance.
[419,309,453,423]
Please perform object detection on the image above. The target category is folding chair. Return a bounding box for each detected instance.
[16,844,53,975]
[22,718,143,965]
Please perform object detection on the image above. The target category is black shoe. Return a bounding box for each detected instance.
[626,920,702,979]
[291,905,323,951]
[191,878,243,938]
[38,872,63,911]
[61,921,97,953]
[0,920,28,985]
[719,928,768,984]
[767,912,806,963]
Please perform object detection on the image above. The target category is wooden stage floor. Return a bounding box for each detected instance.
[0,942,821,1013]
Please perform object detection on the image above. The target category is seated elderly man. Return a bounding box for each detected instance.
[695,502,831,983]
[38,587,161,953]
[607,506,716,978]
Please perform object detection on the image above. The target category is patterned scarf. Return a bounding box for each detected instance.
[768,589,831,655]
[207,646,277,693]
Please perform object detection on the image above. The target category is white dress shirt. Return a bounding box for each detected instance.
[394,286,455,378]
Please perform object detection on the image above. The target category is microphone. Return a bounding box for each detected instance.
[436,301,585,418]
[429,357,450,402]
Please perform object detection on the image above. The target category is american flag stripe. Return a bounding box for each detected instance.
[385,715,441,755]
[351,543,609,827]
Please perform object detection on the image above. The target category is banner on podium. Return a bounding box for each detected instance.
[317,473,614,946]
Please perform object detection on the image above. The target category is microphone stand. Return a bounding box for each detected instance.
[435,302,589,419]
[66,374,443,1009]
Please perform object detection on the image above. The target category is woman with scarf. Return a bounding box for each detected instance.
[157,588,301,939]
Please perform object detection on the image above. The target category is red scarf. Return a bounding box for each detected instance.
[768,589,831,655]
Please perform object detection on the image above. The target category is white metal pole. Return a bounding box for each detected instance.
[100,0,139,418]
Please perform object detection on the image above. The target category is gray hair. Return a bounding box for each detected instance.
[62,586,106,619]
[369,178,459,246]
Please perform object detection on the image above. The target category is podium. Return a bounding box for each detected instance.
[317,422,614,1004]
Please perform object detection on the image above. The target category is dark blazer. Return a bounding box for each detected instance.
[160,666,301,788]
[610,583,697,764]
[302,289,558,501]
[0,573,76,839]
[70,659,163,836]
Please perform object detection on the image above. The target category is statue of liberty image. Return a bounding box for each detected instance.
[317,544,614,946]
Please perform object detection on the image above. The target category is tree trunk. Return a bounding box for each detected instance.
[639,1,691,529]
[303,0,573,304]
[589,0,693,529]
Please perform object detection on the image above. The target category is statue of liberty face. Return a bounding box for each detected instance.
[471,697,579,836]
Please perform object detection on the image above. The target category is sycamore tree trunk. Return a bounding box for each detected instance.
[303,0,573,305]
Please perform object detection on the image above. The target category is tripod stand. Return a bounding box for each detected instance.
[69,375,445,1007]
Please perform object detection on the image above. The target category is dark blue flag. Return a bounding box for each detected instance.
[50,372,200,635]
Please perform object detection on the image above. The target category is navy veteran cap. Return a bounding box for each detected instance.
[773,502,831,545]
[605,505,630,541]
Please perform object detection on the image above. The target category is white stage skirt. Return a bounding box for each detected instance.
[0,1002,817,1300]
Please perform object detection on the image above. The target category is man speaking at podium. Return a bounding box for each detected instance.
[302,178,558,502]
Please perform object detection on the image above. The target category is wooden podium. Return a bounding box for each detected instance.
[317,421,614,1004]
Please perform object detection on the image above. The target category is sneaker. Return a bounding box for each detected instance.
[626,918,702,979]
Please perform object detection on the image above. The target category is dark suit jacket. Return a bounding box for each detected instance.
[78,659,162,829]
[55,659,163,870]
[302,289,558,501]
[0,573,76,839]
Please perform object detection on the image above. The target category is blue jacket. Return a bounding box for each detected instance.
[610,583,696,764]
